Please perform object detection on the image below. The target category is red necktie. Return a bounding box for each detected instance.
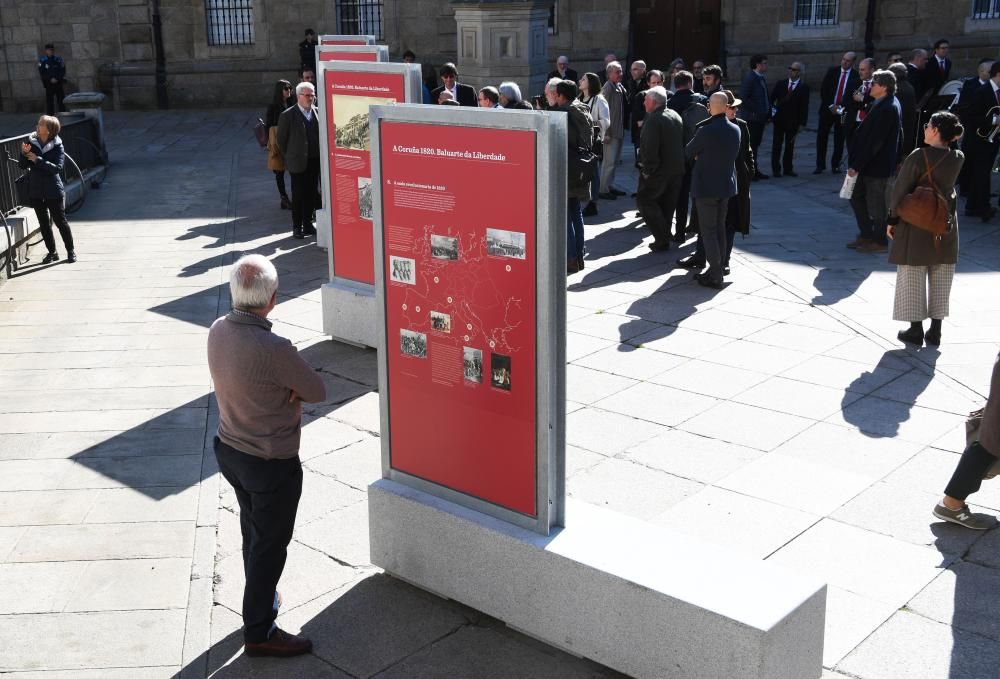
[835,71,847,105]
[858,82,871,122]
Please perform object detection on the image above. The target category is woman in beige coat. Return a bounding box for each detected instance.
[887,111,964,346]
[265,80,292,210]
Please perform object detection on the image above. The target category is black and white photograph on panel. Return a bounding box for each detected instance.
[430,310,452,333]
[357,177,374,220]
[430,234,459,260]
[490,353,511,390]
[400,329,427,358]
[389,255,416,285]
[485,228,526,260]
[463,347,482,383]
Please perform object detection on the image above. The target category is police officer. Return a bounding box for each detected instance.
[38,43,66,116]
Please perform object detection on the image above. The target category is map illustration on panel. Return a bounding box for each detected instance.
[333,95,396,151]
[394,226,524,357]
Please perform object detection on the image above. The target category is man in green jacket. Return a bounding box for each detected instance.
[636,85,686,251]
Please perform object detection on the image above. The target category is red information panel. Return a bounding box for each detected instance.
[380,122,538,516]
[319,50,379,62]
[324,71,407,284]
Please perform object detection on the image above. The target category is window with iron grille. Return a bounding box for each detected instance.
[794,0,838,26]
[205,0,255,46]
[336,0,384,41]
[972,0,1000,19]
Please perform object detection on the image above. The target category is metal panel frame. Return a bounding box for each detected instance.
[318,34,376,45]
[316,61,423,293]
[316,44,389,63]
[370,104,567,535]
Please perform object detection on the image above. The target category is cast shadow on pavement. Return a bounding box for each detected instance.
[187,573,626,679]
[840,347,940,439]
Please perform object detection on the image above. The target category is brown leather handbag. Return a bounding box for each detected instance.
[896,149,952,244]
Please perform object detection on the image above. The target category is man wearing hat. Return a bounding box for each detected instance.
[38,44,66,116]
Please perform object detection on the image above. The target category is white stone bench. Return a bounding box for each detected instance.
[369,478,826,679]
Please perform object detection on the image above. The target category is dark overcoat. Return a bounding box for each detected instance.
[19,134,65,201]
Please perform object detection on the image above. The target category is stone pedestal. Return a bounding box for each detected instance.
[62,92,108,157]
[451,0,553,102]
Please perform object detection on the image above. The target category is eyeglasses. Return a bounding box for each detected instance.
[300,93,316,98]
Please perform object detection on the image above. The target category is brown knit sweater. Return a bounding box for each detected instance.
[207,310,326,459]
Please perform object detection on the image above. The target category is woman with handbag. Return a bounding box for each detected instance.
[934,350,1000,530]
[578,72,609,217]
[887,111,965,346]
[19,115,75,264]
[265,80,293,210]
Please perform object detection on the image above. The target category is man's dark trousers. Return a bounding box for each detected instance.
[290,156,320,233]
[638,172,683,245]
[674,166,694,237]
[44,84,65,116]
[695,197,729,284]
[815,109,845,171]
[214,437,303,643]
[747,122,765,174]
[771,126,798,175]
[849,175,889,244]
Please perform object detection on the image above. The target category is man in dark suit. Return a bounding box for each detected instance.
[430,63,477,107]
[298,29,317,77]
[685,91,741,288]
[770,61,810,177]
[907,49,929,104]
[277,82,321,239]
[547,56,579,84]
[738,54,770,179]
[924,39,952,96]
[668,70,708,241]
[846,70,901,253]
[845,58,875,147]
[815,52,859,173]
[636,86,686,252]
[888,63,918,158]
[955,59,994,196]
[962,62,1000,221]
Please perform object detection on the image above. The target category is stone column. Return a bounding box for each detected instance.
[451,0,553,103]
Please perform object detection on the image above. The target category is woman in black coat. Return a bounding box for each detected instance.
[20,115,75,263]
[265,79,293,210]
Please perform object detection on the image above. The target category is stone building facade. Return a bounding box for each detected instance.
[720,0,1000,95]
[0,0,627,114]
[3,1,995,115]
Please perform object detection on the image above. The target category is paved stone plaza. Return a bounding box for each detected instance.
[1,109,1000,678]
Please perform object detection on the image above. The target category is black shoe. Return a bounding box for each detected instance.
[785,171,798,177]
[677,256,705,269]
[672,234,687,243]
[897,327,924,346]
[813,168,825,174]
[582,202,598,217]
[631,192,638,198]
[598,192,617,200]
[753,172,770,180]
[648,241,670,252]
[292,228,305,239]
[41,252,59,264]
[723,266,731,276]
[303,225,317,236]
[695,272,723,289]
[924,328,941,346]
[610,188,626,196]
[67,251,77,263]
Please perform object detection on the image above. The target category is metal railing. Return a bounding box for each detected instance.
[0,117,103,216]
[972,0,1000,19]
[794,0,838,26]
[205,0,255,46]
[336,0,384,40]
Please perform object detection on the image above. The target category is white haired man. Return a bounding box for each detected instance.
[277,82,321,239]
[548,55,578,84]
[208,254,326,657]
[636,85,686,252]
[599,60,628,199]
